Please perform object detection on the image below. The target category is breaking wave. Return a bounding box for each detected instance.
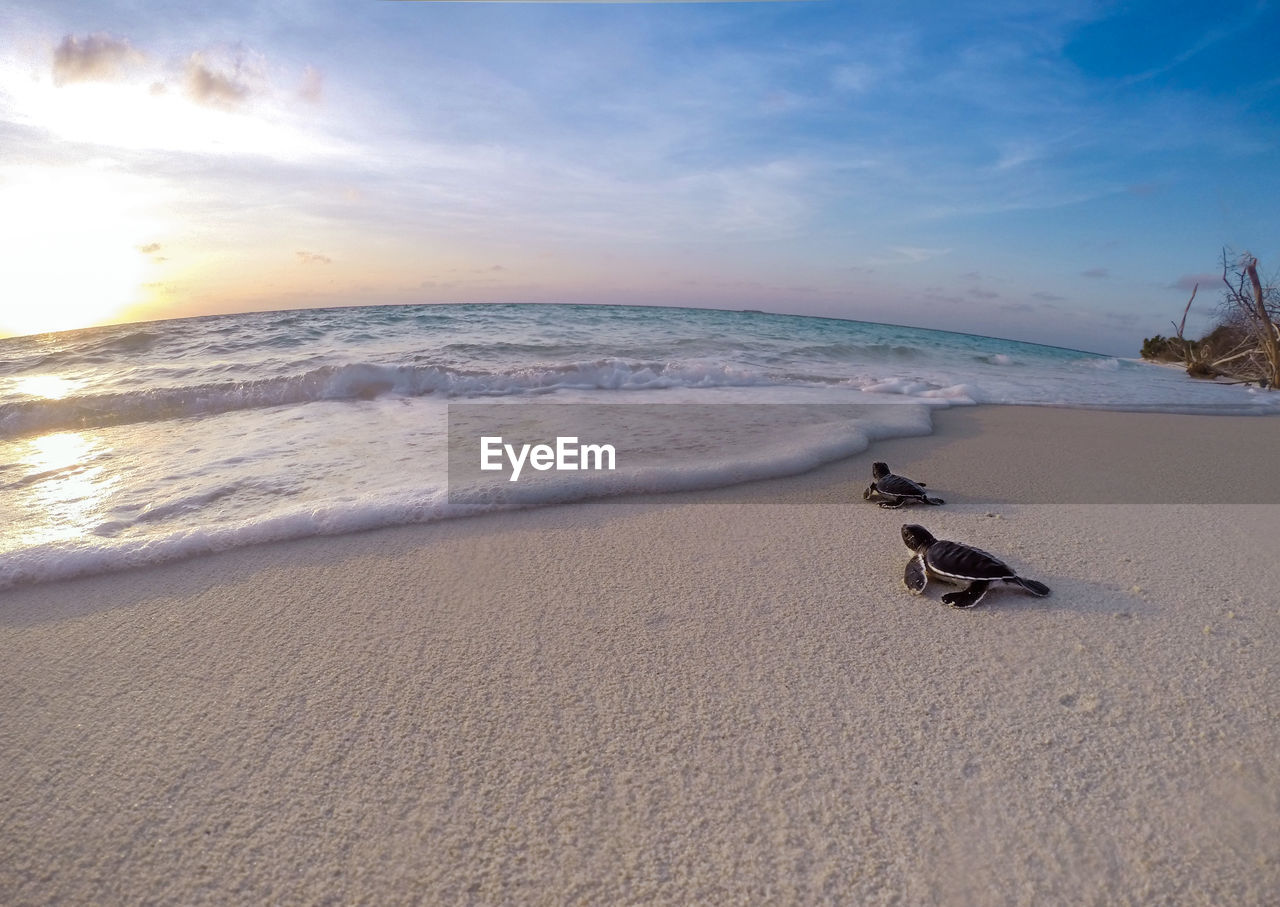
[0,359,789,439]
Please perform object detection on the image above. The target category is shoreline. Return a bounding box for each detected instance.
[4,402,1280,593]
[3,404,1279,903]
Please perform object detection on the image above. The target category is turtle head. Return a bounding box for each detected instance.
[871,462,890,479]
[901,524,935,553]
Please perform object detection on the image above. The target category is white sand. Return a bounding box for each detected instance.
[2,405,1278,904]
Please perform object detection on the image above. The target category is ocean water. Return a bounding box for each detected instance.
[2,303,1276,589]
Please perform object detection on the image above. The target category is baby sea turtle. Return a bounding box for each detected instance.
[863,462,944,508]
[900,523,1050,609]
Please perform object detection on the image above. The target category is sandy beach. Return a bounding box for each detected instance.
[2,404,1278,904]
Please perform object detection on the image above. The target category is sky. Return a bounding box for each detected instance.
[1,0,1277,356]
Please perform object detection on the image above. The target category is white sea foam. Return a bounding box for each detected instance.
[0,402,936,589]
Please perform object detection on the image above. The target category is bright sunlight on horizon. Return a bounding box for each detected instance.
[0,30,348,339]
[0,165,160,337]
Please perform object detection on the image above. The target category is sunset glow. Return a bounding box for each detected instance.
[11,431,115,546]
[0,167,159,336]
[0,2,1276,353]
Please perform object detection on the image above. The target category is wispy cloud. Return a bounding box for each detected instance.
[830,62,876,93]
[298,65,323,104]
[867,246,952,266]
[1170,273,1218,292]
[3,0,1275,354]
[1120,4,1268,86]
[992,141,1044,171]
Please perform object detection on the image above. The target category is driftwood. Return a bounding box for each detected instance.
[1241,255,1280,388]
[1165,283,1225,378]
[1170,284,1201,373]
[1144,251,1279,388]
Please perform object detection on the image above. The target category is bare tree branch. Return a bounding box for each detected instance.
[1147,249,1278,387]
[1243,254,1280,387]
[1172,283,1198,368]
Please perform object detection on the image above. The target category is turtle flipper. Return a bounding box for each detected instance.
[904,555,928,594]
[923,496,945,506]
[878,497,905,509]
[942,581,990,609]
[1009,577,1050,597]
[863,484,876,501]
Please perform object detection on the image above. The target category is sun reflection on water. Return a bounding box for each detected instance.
[3,431,118,548]
[11,375,82,400]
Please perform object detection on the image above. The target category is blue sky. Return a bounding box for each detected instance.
[1,0,1277,355]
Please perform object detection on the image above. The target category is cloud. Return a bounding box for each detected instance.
[1081,267,1109,279]
[1120,5,1267,87]
[52,34,142,86]
[185,52,253,108]
[296,250,331,265]
[1000,302,1033,313]
[1171,273,1218,292]
[18,5,1267,357]
[869,246,951,266]
[138,242,162,254]
[968,288,1000,299]
[299,65,324,104]
[993,142,1043,171]
[922,286,965,304]
[830,62,875,93]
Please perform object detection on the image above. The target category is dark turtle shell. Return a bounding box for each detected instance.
[924,540,1016,581]
[876,474,927,497]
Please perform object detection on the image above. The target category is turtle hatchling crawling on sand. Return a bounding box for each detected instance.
[900,523,1050,609]
[863,462,944,508]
